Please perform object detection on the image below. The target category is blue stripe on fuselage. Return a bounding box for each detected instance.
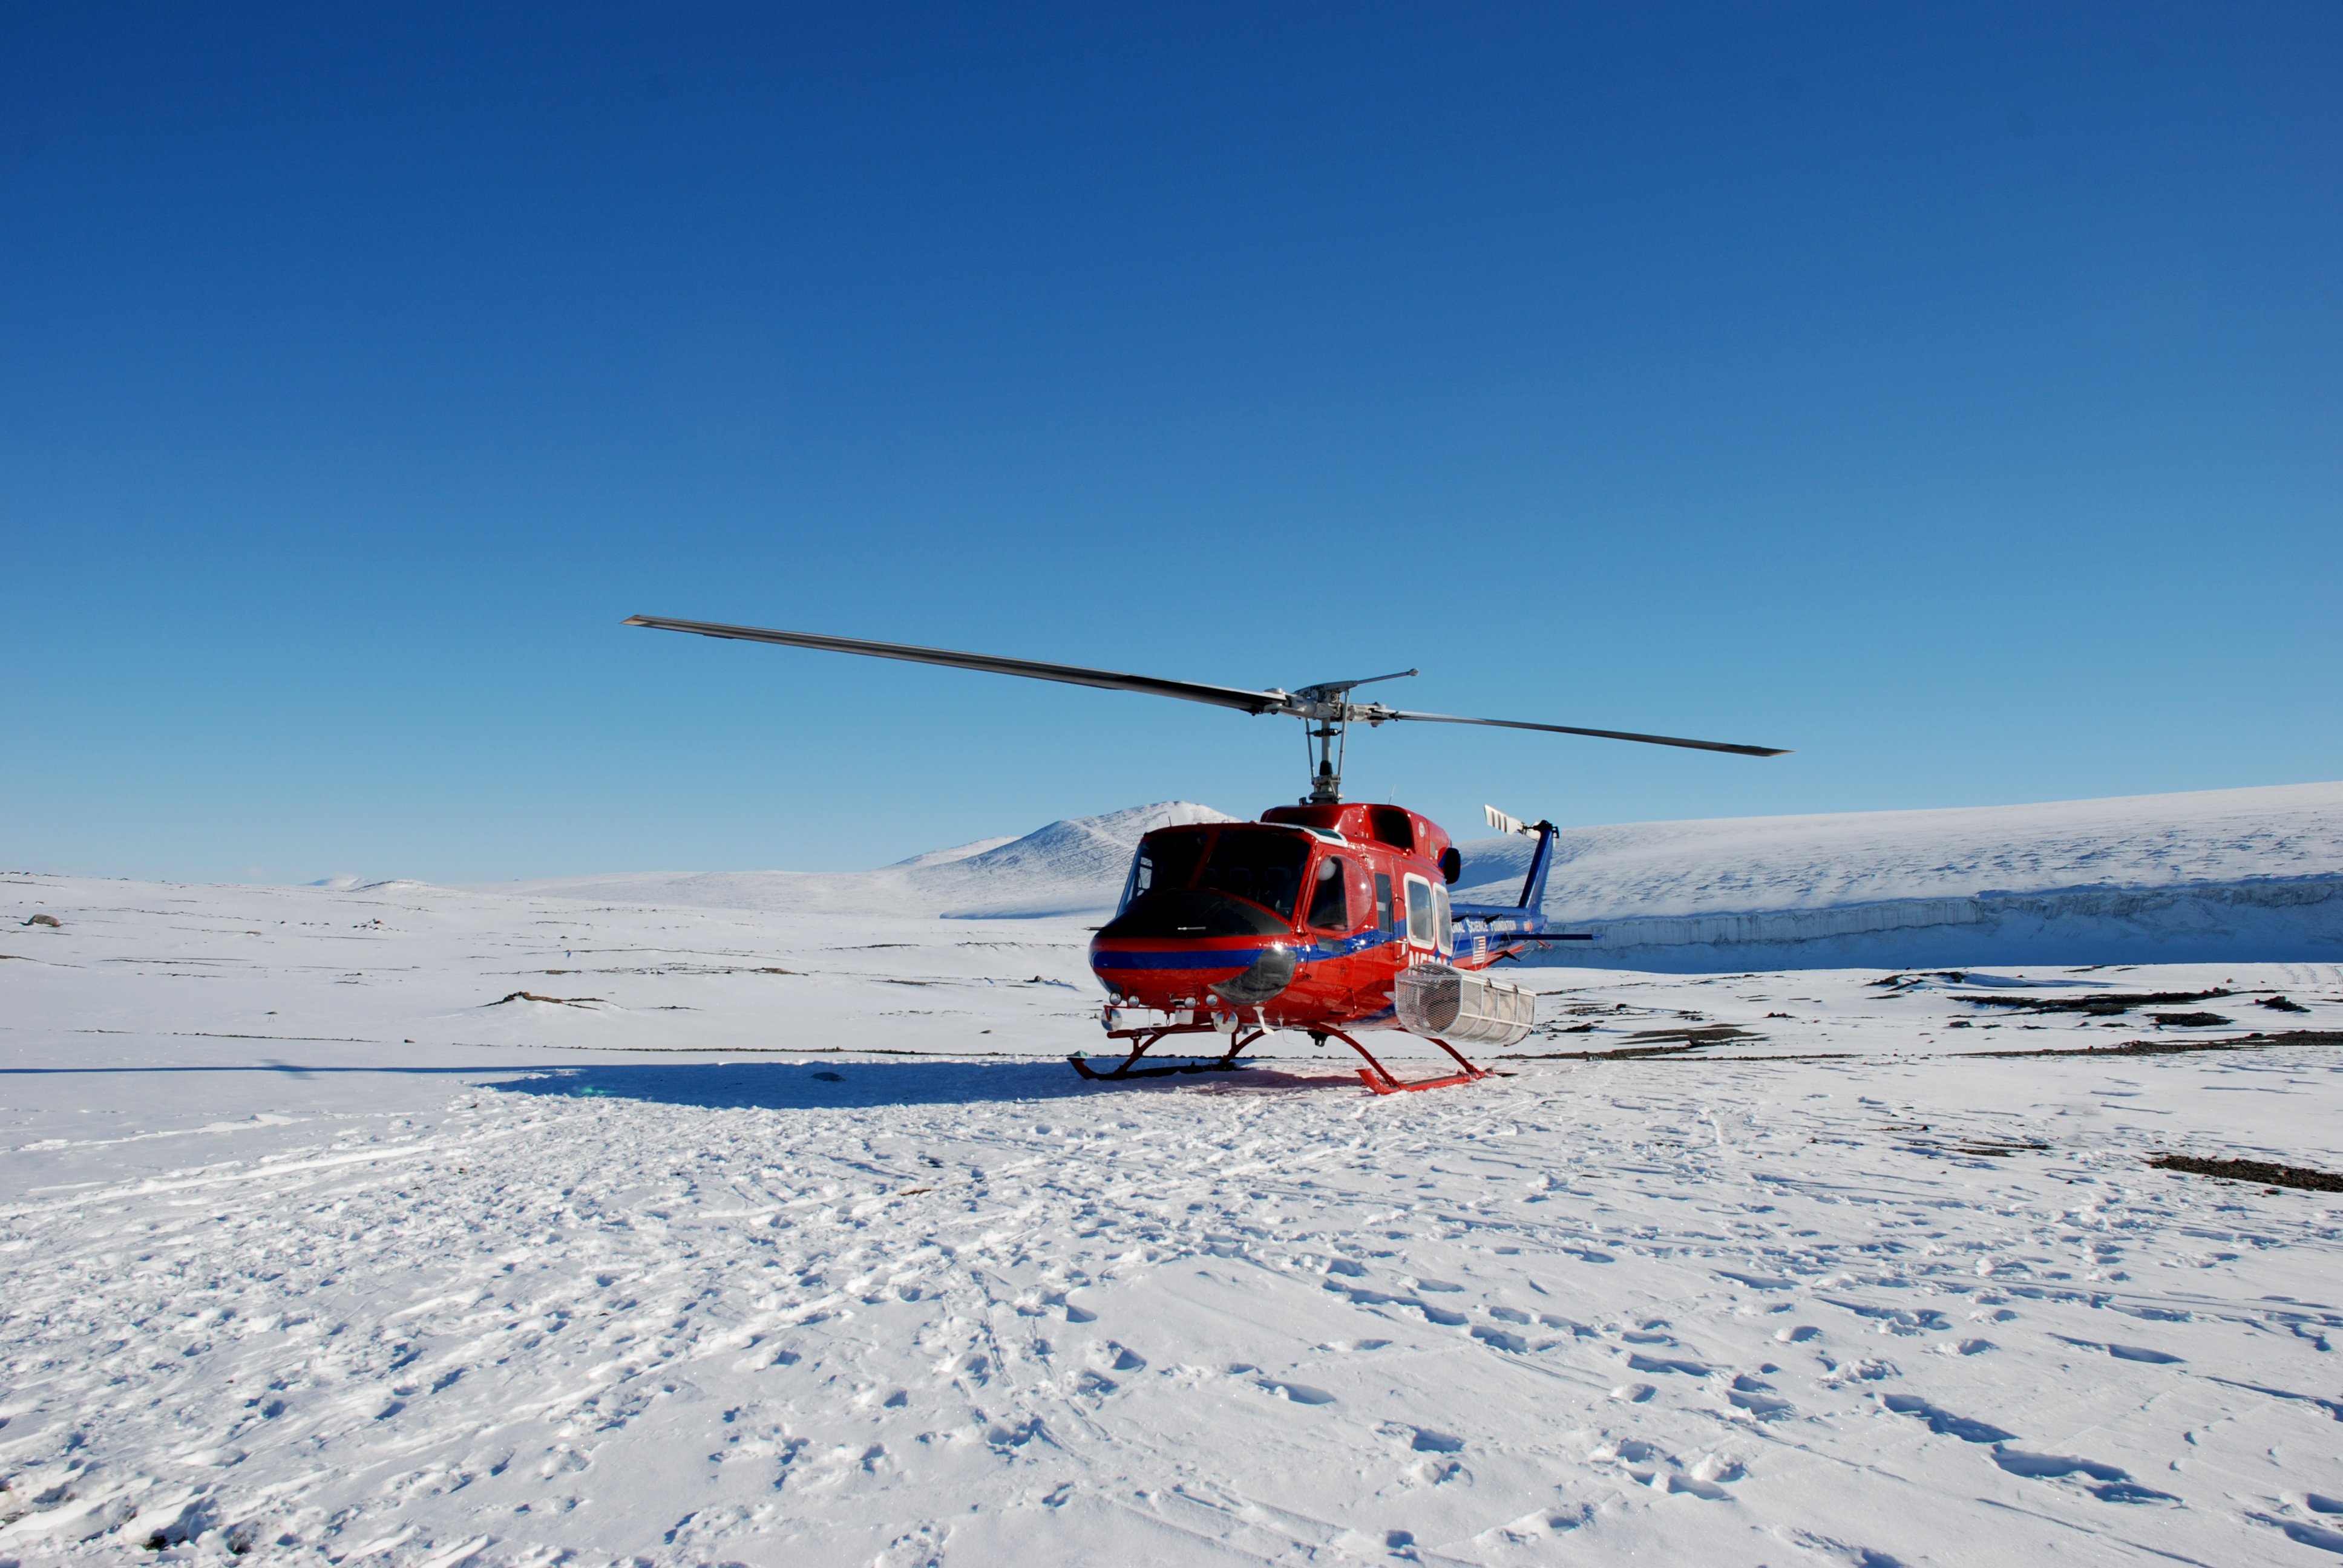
[1090,948,1268,970]
[1091,930,1406,970]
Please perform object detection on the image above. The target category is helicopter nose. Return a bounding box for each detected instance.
[1205,944,1296,1005]
[1089,890,1296,1008]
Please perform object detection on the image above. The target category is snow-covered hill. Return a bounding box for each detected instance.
[1453,782,2343,970]
[470,801,1234,919]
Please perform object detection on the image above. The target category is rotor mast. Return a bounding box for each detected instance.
[1291,670,1417,803]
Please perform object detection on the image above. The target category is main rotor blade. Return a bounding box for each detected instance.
[1381,709,1791,757]
[622,615,1286,716]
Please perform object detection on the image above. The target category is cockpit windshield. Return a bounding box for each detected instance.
[1117,828,1209,914]
[1196,829,1311,920]
[1116,826,1315,922]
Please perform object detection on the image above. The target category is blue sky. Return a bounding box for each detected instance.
[5,2,2338,883]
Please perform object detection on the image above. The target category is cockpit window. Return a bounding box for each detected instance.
[1118,828,1209,913]
[1197,829,1311,920]
[1306,855,1350,932]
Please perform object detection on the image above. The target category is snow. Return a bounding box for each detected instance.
[1460,782,2343,916]
[5,851,2343,1566]
[1451,782,2343,970]
[467,802,1235,920]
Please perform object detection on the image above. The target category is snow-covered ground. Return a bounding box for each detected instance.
[5,864,2342,1566]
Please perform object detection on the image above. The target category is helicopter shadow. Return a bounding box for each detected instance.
[490,1056,1363,1112]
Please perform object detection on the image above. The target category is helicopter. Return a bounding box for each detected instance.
[624,615,1788,1092]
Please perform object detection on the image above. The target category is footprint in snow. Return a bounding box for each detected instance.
[1992,1449,2178,1503]
[2050,1335,2182,1364]
[1256,1379,1337,1405]
[2270,1517,2343,1553]
[1881,1394,2013,1444]
[1590,1437,1659,1463]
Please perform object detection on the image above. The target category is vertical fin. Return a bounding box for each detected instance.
[1516,821,1557,913]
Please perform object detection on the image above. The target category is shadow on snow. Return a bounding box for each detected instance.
[490,1056,1368,1111]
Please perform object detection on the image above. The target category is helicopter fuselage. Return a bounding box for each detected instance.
[1089,803,1539,1036]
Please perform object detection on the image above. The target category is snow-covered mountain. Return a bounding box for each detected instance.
[470,800,1234,918]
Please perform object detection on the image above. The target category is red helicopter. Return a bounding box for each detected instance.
[624,616,1788,1092]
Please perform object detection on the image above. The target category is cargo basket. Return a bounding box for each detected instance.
[1393,963,1536,1048]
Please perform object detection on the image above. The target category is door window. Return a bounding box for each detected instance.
[1374,872,1394,934]
[1404,875,1435,945]
[1306,856,1349,932]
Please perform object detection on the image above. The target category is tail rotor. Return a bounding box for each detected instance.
[1484,804,1538,837]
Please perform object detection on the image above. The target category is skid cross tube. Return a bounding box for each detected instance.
[1315,1025,1490,1094]
[1070,1023,1265,1080]
[1071,1022,1494,1094]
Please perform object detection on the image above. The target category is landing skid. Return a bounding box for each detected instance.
[1316,1025,1491,1094]
[1070,1023,1266,1080]
[1069,1022,1490,1093]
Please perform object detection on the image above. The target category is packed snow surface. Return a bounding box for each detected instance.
[5,865,2343,1566]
